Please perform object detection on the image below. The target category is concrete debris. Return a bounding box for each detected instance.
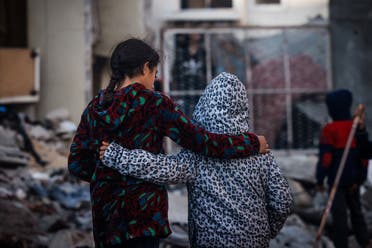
[46,108,70,125]
[0,108,93,247]
[270,215,335,248]
[0,126,20,147]
[0,145,29,167]
[275,152,318,183]
[288,179,313,208]
[28,124,54,141]
[56,120,77,136]
[49,182,90,209]
[30,139,68,169]
[49,229,94,248]
[0,109,370,248]
[0,126,29,166]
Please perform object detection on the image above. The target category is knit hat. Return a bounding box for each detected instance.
[325,89,353,121]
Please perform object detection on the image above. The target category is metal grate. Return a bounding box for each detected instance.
[163,27,331,152]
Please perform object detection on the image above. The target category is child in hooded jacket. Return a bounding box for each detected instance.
[316,89,370,248]
[100,72,293,248]
[68,39,268,248]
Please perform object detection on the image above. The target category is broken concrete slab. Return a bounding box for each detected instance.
[49,182,90,210]
[288,179,313,208]
[56,120,77,139]
[46,108,70,123]
[27,124,53,141]
[0,126,19,147]
[30,139,67,169]
[270,214,335,248]
[0,145,28,167]
[49,229,94,248]
[0,200,43,240]
[274,152,318,183]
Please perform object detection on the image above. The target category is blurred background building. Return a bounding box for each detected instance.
[1,1,372,247]
[1,0,371,151]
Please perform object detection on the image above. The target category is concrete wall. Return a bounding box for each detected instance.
[246,0,328,26]
[150,0,328,26]
[28,0,87,123]
[27,0,146,124]
[94,0,146,57]
[330,0,372,131]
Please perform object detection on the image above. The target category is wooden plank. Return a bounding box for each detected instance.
[0,48,35,99]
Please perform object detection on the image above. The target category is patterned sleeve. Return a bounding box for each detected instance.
[154,94,260,159]
[316,125,334,186]
[102,142,197,184]
[266,154,293,239]
[68,109,95,182]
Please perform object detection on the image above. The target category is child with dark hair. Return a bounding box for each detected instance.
[99,72,293,247]
[68,38,269,247]
[316,89,370,248]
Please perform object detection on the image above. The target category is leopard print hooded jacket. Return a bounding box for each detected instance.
[102,72,293,247]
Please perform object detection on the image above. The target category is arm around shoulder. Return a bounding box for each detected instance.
[102,142,197,184]
[154,94,261,159]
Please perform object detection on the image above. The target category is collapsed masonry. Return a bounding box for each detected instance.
[0,107,371,248]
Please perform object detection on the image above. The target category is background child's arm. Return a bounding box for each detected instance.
[316,125,334,188]
[101,142,197,184]
[68,110,95,182]
[155,94,263,159]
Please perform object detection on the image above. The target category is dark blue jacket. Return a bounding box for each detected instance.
[316,89,369,187]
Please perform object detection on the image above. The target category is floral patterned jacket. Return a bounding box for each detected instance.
[102,73,293,247]
[68,81,260,247]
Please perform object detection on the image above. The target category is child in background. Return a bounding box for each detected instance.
[68,38,269,248]
[316,89,370,248]
[100,72,293,247]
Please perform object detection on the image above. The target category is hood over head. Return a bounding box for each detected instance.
[88,83,145,130]
[193,72,250,135]
[325,89,352,121]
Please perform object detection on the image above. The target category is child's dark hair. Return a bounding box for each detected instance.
[326,89,353,120]
[103,38,160,106]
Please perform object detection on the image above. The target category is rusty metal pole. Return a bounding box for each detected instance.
[313,115,360,248]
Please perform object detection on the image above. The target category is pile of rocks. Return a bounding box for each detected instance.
[0,108,371,247]
[0,108,93,247]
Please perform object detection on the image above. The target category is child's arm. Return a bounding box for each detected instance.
[265,154,293,238]
[68,109,95,182]
[100,142,197,184]
[316,125,333,188]
[154,93,266,159]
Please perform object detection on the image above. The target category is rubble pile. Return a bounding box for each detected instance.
[0,108,93,248]
[0,107,370,247]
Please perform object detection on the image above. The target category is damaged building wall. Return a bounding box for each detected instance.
[245,0,329,26]
[91,0,147,95]
[93,0,146,57]
[150,0,329,27]
[330,0,372,132]
[27,0,89,124]
[25,0,152,124]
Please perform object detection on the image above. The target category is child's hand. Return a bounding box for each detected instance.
[354,104,366,130]
[99,141,110,160]
[258,135,270,154]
